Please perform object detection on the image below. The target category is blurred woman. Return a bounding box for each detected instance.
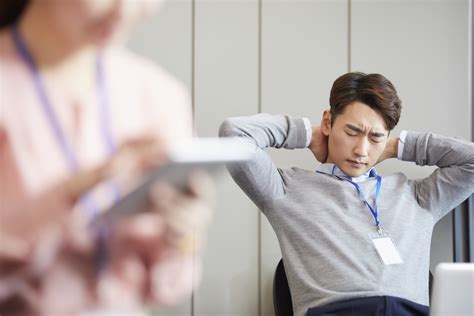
[0,0,212,315]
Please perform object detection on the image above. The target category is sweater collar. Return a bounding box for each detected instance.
[316,163,377,182]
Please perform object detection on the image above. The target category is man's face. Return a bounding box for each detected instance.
[322,101,389,177]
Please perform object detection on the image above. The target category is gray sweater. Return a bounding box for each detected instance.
[219,113,474,316]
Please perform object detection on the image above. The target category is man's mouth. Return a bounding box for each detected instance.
[347,160,367,168]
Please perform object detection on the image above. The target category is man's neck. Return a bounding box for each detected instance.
[325,154,335,164]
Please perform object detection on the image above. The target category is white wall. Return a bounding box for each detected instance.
[127,0,471,315]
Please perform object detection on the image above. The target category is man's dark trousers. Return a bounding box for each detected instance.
[306,296,429,316]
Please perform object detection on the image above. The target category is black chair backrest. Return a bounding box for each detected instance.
[273,259,294,316]
[429,270,433,302]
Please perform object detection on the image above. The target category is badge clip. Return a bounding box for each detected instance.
[377,225,383,236]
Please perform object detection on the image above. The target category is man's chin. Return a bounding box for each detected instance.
[339,164,371,178]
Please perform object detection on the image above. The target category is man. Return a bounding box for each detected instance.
[219,72,474,316]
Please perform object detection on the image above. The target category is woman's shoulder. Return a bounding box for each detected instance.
[104,47,187,94]
[104,47,192,140]
[105,47,190,114]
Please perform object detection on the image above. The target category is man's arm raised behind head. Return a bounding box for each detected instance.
[218,113,308,210]
[401,132,474,221]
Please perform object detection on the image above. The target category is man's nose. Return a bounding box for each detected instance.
[353,138,369,157]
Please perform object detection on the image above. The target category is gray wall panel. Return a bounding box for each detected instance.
[351,0,470,270]
[193,1,260,315]
[260,1,348,314]
[128,1,193,315]
[128,0,193,89]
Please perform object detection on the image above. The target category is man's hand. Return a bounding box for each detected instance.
[376,136,399,164]
[308,126,328,163]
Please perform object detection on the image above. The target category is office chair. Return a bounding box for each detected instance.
[272,258,434,316]
[273,259,294,316]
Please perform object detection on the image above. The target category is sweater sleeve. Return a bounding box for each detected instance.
[219,113,308,210]
[401,131,474,221]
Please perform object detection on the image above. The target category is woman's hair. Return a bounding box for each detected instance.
[329,72,402,130]
[0,0,30,29]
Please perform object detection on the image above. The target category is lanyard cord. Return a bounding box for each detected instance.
[317,169,383,234]
[11,23,120,216]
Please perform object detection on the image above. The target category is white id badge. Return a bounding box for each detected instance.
[370,233,403,265]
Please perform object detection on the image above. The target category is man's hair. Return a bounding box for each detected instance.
[329,72,402,130]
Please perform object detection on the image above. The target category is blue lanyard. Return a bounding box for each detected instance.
[317,169,383,234]
[345,176,382,234]
[11,24,120,217]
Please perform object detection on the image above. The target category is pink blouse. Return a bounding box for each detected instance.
[0,27,195,305]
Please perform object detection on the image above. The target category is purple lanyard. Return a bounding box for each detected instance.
[11,24,120,217]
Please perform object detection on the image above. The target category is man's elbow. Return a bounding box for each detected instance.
[219,118,239,138]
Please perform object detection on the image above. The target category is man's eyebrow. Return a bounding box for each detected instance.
[370,131,386,138]
[345,124,363,133]
[345,124,386,137]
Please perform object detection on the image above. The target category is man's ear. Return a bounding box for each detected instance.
[321,110,332,136]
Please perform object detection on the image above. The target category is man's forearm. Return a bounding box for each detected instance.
[219,113,308,150]
[402,131,474,218]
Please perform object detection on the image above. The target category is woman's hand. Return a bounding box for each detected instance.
[98,172,214,309]
[65,136,168,203]
[0,135,215,315]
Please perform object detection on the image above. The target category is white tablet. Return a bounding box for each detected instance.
[430,262,474,316]
[93,137,254,225]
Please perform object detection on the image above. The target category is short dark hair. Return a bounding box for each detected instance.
[0,0,30,29]
[329,72,402,130]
